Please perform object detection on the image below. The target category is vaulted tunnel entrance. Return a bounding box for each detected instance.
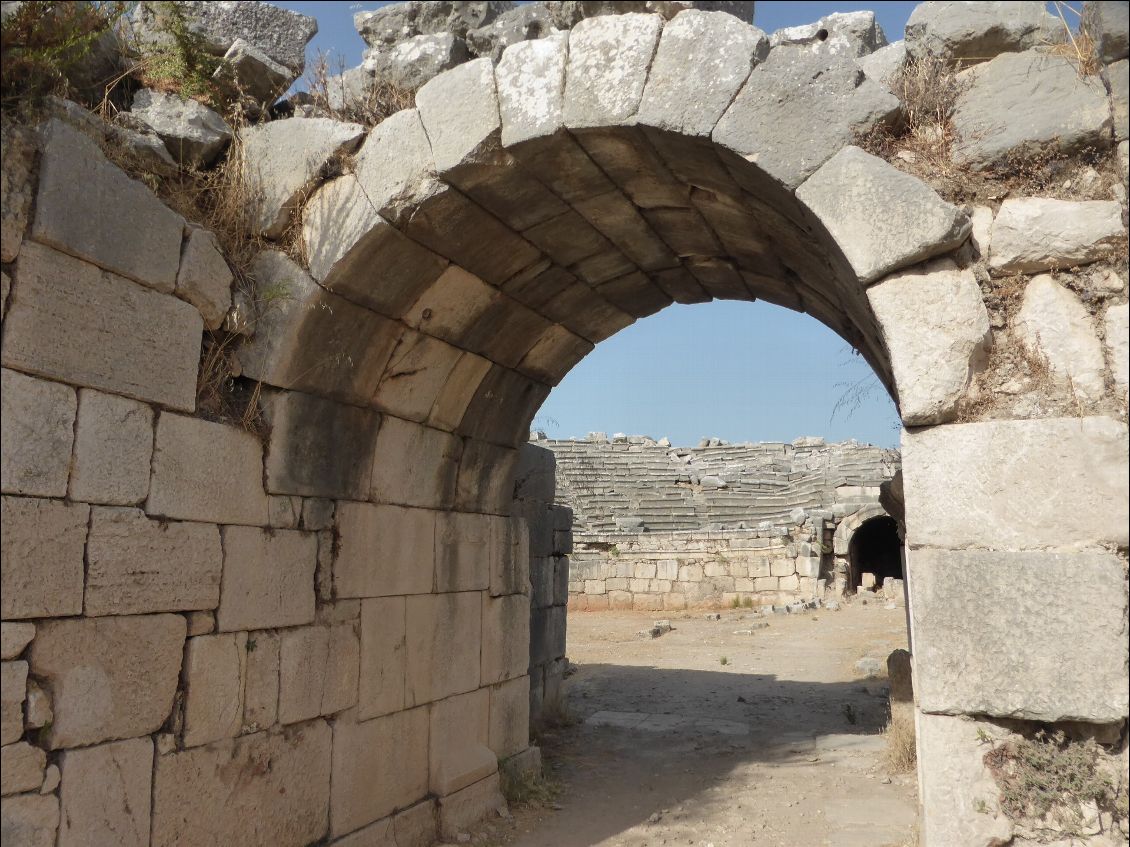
[849,515,903,591]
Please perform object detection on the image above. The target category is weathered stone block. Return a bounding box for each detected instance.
[0,623,34,661]
[1,660,27,745]
[183,633,246,747]
[216,526,316,631]
[175,226,232,330]
[905,1,1058,63]
[482,593,530,684]
[243,630,279,731]
[152,721,331,847]
[1,120,37,264]
[796,146,970,284]
[902,416,1129,549]
[86,507,222,616]
[28,614,185,749]
[530,605,566,667]
[1,243,201,411]
[489,676,530,760]
[128,89,232,169]
[430,688,496,796]
[278,623,359,723]
[867,259,990,425]
[69,389,154,505]
[437,772,505,839]
[147,413,268,525]
[436,511,493,593]
[563,13,662,129]
[1105,302,1129,398]
[370,417,461,509]
[330,708,429,837]
[372,329,463,424]
[335,502,435,598]
[497,33,568,147]
[989,197,1124,274]
[405,592,482,705]
[1,741,46,796]
[31,120,183,292]
[261,389,380,500]
[1,496,88,620]
[909,547,1128,721]
[0,368,75,497]
[0,793,59,847]
[1015,274,1106,402]
[58,737,152,847]
[359,597,407,720]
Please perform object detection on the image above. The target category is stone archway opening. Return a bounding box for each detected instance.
[848,514,902,591]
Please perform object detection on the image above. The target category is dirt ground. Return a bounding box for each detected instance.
[468,601,918,847]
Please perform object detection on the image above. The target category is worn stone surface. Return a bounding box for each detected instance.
[27,614,185,749]
[437,772,506,839]
[988,197,1124,274]
[30,120,184,292]
[430,688,496,796]
[489,676,530,758]
[636,11,768,137]
[1107,58,1130,142]
[243,630,279,732]
[0,794,59,847]
[1,496,88,620]
[1105,302,1129,398]
[1,742,46,796]
[58,737,152,847]
[1015,274,1107,402]
[563,13,663,128]
[1,242,201,412]
[405,592,482,705]
[952,51,1112,168]
[69,389,154,505]
[335,502,436,598]
[129,88,232,169]
[770,10,887,58]
[330,709,429,837]
[0,367,76,497]
[147,413,268,525]
[370,418,462,509]
[715,49,901,191]
[359,597,407,720]
[1084,0,1130,63]
[910,547,1128,721]
[466,3,564,61]
[216,526,316,631]
[175,227,232,330]
[867,259,990,424]
[497,32,568,147]
[482,593,530,684]
[365,32,470,91]
[905,1,1059,63]
[278,623,359,723]
[796,146,970,283]
[0,120,37,263]
[902,416,1129,550]
[1,660,26,745]
[242,117,366,238]
[152,722,331,847]
[183,633,246,747]
[0,623,35,661]
[356,1,513,48]
[86,507,222,616]
[857,39,905,87]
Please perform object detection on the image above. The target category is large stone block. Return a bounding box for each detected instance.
[430,688,496,796]
[1105,302,1129,398]
[261,389,380,500]
[488,676,530,759]
[372,330,463,423]
[216,526,317,631]
[335,502,435,598]
[58,737,152,847]
[481,593,530,685]
[147,413,268,525]
[243,630,279,731]
[27,614,186,749]
[183,633,247,747]
[358,597,407,720]
[1,120,37,264]
[85,507,222,616]
[405,592,482,705]
[1,243,201,411]
[905,1,1058,63]
[989,197,1124,275]
[1,496,88,620]
[1,660,26,745]
[69,389,154,505]
[910,548,1128,721]
[0,794,59,847]
[0,368,75,497]
[175,226,232,330]
[1084,0,1130,63]
[714,49,899,190]
[796,146,970,284]
[952,50,1112,168]
[435,511,493,593]
[31,120,184,292]
[491,515,531,596]
[902,416,1129,550]
[152,721,331,847]
[436,772,506,840]
[330,708,429,837]
[1,741,46,796]
[241,117,366,238]
[867,259,990,425]
[370,417,462,509]
[497,33,568,147]
[563,13,662,129]
[1015,274,1106,403]
[278,623,359,723]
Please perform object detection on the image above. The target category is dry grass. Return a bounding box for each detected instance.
[883,715,917,774]
[1049,1,1102,76]
[303,51,413,127]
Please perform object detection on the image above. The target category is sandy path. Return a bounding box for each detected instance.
[474,603,918,847]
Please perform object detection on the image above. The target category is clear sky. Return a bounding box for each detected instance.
[275,1,927,447]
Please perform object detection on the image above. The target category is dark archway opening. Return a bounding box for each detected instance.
[849,515,903,590]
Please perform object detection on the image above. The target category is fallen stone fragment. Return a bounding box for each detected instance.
[770,10,887,58]
[363,32,470,91]
[988,197,1124,274]
[905,1,1061,64]
[129,89,233,169]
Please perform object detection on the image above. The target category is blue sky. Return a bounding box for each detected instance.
[276,1,931,447]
